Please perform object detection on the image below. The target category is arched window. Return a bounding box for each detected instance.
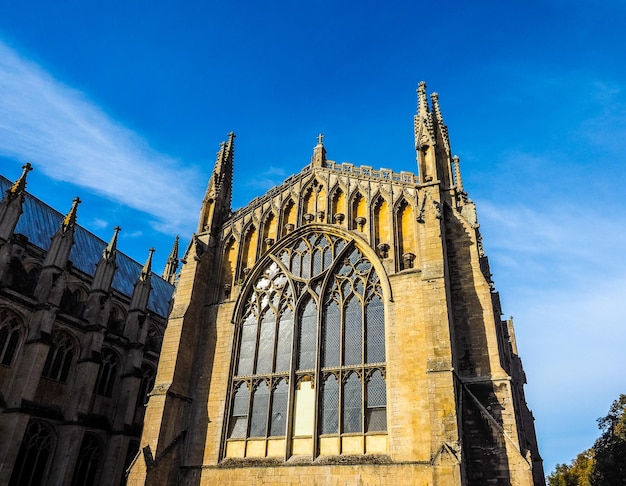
[225,231,387,458]
[9,421,56,486]
[42,331,76,382]
[95,348,119,397]
[70,433,102,486]
[0,308,23,366]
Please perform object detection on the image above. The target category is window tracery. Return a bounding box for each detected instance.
[225,230,386,457]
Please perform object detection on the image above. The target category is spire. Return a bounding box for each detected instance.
[0,163,32,242]
[130,248,154,312]
[162,236,179,284]
[311,133,327,168]
[197,133,235,234]
[90,226,120,292]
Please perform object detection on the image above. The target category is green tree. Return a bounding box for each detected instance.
[547,449,594,486]
[591,394,626,485]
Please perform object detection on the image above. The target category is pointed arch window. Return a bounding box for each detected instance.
[225,231,387,458]
[42,331,76,383]
[95,348,119,397]
[0,308,23,366]
[70,433,102,486]
[9,421,56,486]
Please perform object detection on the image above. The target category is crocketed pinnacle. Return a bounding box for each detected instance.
[139,248,155,283]
[103,226,121,260]
[197,133,235,233]
[62,197,81,234]
[430,92,450,153]
[162,236,179,284]
[7,163,33,200]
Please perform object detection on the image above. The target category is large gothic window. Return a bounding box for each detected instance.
[225,231,386,458]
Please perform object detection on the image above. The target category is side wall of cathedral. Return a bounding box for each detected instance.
[0,170,174,486]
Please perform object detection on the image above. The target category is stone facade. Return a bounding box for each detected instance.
[0,166,175,485]
[129,83,544,485]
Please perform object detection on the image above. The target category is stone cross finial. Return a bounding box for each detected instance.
[317,133,325,145]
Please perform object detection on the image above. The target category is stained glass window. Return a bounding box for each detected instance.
[226,231,387,454]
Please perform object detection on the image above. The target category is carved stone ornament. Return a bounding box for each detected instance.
[333,213,345,224]
[285,223,295,233]
[355,216,366,231]
[303,213,314,224]
[403,252,416,268]
[377,243,390,259]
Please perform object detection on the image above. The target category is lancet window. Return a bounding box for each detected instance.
[225,231,386,457]
[0,308,22,366]
[95,348,119,397]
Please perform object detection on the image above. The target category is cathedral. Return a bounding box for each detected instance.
[0,166,176,485]
[127,83,544,485]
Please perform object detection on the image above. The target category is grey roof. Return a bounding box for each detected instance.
[0,175,174,317]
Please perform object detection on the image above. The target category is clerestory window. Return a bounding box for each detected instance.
[224,231,387,458]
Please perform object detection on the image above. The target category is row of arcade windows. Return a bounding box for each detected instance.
[1,309,156,406]
[9,422,101,486]
[225,231,387,457]
[8,421,141,486]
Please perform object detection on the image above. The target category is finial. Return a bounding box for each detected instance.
[62,196,81,233]
[316,133,325,146]
[8,162,33,198]
[417,81,429,117]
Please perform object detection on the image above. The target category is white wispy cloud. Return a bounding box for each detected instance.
[0,40,202,235]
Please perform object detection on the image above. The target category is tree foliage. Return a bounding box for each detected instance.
[591,393,626,485]
[547,450,593,486]
[548,394,626,486]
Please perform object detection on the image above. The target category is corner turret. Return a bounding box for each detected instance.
[414,82,454,189]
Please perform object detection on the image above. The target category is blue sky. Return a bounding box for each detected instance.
[1,0,625,475]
